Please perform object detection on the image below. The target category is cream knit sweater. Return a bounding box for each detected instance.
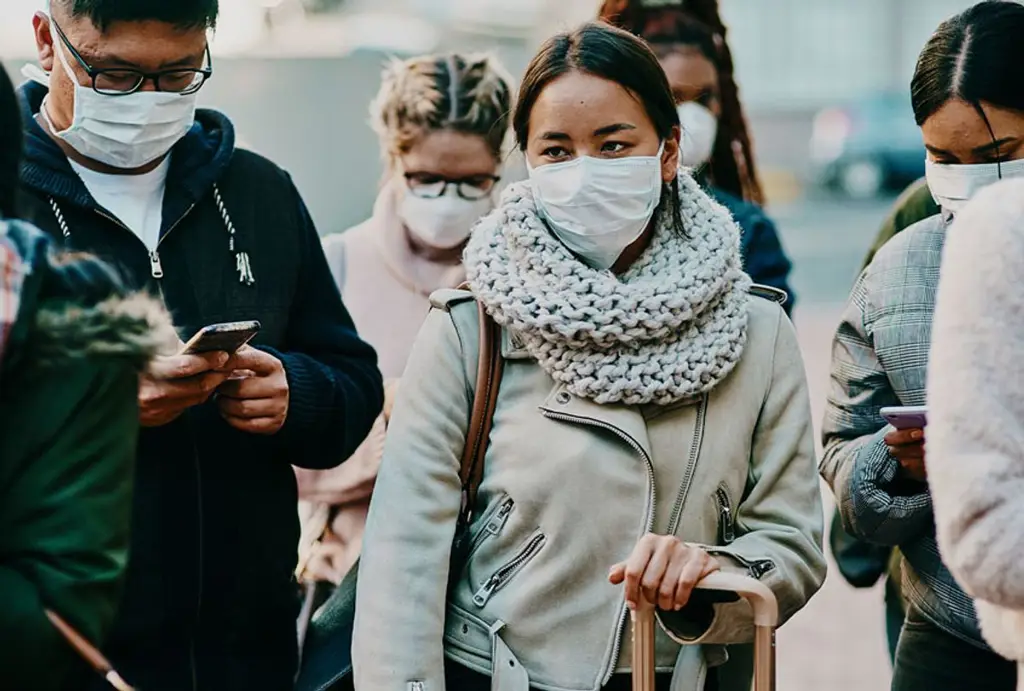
[928,177,1024,687]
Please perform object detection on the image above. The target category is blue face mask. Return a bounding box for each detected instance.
[527,143,666,270]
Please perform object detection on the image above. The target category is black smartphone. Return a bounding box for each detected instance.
[180,320,261,355]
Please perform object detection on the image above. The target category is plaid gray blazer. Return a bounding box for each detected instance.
[821,213,985,647]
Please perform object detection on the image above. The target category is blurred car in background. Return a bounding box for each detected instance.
[810,92,925,199]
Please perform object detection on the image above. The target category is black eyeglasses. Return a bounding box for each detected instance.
[404,172,501,201]
[51,19,213,96]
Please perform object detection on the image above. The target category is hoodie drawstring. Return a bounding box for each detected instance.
[211,185,255,287]
[47,184,256,286]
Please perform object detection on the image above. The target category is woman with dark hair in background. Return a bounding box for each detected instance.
[821,2,1024,688]
[599,0,794,313]
[0,64,174,689]
[353,21,824,691]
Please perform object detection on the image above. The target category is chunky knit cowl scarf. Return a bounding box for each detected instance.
[464,172,750,406]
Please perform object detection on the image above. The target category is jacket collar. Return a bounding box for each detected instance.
[501,325,654,457]
[18,81,236,229]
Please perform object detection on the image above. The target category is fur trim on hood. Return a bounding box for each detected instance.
[27,292,177,370]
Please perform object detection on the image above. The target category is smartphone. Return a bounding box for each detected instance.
[880,405,928,430]
[181,320,261,355]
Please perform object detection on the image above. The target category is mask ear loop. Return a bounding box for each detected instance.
[972,101,1003,178]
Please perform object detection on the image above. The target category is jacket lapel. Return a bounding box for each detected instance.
[538,384,653,461]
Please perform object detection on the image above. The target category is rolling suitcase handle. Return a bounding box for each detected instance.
[632,572,779,691]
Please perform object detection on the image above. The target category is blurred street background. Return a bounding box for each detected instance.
[1,1,988,687]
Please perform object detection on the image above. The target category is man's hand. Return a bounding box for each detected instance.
[140,351,231,427]
[885,427,926,482]
[216,346,290,435]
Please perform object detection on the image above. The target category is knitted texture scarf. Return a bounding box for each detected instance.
[465,172,750,406]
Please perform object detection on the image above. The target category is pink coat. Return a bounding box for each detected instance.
[295,182,467,583]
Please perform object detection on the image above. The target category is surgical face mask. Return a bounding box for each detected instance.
[24,35,198,170]
[398,185,492,250]
[925,157,1024,213]
[677,102,718,169]
[528,144,666,270]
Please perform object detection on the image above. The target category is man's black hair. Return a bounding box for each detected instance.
[54,0,219,32]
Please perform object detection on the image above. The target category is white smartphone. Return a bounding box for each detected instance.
[880,405,928,430]
[180,320,261,355]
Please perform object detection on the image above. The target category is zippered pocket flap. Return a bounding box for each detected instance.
[472,531,547,608]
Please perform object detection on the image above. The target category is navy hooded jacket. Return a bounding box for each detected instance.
[17,81,383,691]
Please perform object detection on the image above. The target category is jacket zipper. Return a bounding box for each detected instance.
[715,486,735,544]
[472,533,547,607]
[468,497,514,558]
[700,546,776,580]
[667,396,707,535]
[95,204,193,305]
[148,203,196,282]
[541,409,655,685]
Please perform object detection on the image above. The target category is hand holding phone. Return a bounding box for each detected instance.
[215,346,290,435]
[880,406,928,482]
[139,351,232,427]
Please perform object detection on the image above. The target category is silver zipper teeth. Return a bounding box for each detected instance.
[472,533,546,607]
[667,396,707,535]
[716,487,735,544]
[541,410,655,685]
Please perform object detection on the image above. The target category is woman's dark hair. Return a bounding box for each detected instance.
[514,22,685,235]
[911,1,1024,128]
[599,0,765,205]
[0,67,22,221]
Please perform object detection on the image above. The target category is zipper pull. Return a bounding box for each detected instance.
[149,249,164,279]
[720,505,735,544]
[486,499,515,536]
[473,576,500,607]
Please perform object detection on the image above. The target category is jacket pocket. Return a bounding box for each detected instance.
[466,496,515,562]
[472,531,546,608]
[715,485,736,545]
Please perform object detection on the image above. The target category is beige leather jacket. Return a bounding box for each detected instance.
[353,289,824,691]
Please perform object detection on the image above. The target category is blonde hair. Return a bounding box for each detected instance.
[370,52,514,165]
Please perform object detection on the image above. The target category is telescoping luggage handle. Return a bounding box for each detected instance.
[631,572,778,691]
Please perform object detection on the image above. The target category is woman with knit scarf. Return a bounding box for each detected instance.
[353,22,824,691]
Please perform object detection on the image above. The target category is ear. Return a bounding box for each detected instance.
[33,12,55,72]
[662,125,681,183]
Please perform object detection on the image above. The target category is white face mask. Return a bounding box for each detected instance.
[24,35,198,170]
[528,144,666,270]
[398,185,492,250]
[925,157,1024,213]
[677,102,718,169]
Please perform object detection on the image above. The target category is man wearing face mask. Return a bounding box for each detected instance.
[15,1,384,689]
[296,53,512,588]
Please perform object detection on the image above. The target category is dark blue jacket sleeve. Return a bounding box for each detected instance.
[712,188,796,315]
[261,181,384,470]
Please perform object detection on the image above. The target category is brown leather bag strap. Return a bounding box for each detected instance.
[458,299,505,523]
